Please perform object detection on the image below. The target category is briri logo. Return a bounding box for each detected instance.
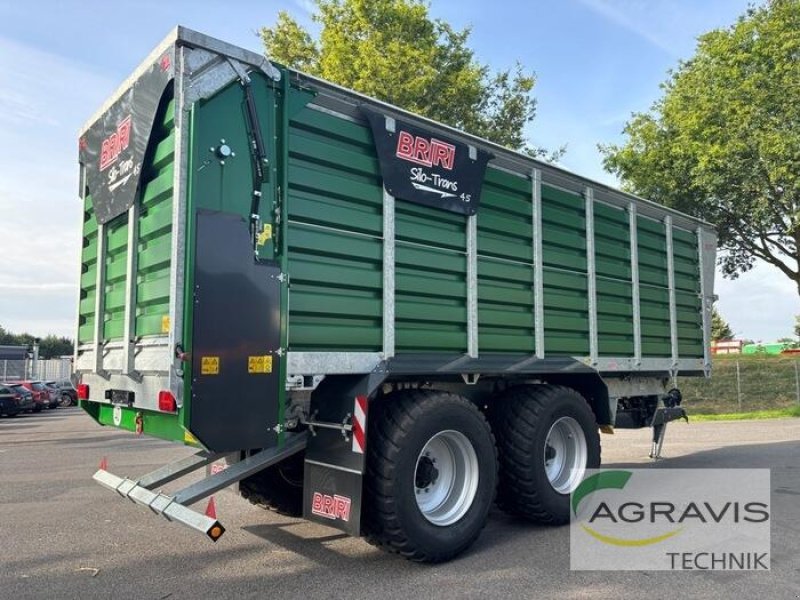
[395,130,455,170]
[311,492,352,521]
[99,115,132,171]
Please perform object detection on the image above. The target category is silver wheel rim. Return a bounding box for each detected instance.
[544,416,587,494]
[414,430,479,526]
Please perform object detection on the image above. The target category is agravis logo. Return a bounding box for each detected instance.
[570,469,771,571]
[573,471,682,547]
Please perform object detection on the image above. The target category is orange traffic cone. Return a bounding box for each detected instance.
[205,496,217,519]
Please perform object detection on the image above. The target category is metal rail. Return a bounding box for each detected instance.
[93,432,308,540]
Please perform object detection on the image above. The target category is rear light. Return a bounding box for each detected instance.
[77,384,90,400]
[158,390,177,412]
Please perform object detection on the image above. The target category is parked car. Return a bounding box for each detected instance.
[43,381,62,408]
[0,385,26,416]
[8,380,49,412]
[47,379,77,407]
[37,381,60,409]
[6,384,35,413]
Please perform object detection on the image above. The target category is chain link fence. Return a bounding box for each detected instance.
[0,358,73,382]
[678,357,800,414]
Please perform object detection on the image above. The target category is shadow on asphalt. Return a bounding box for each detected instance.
[236,440,799,568]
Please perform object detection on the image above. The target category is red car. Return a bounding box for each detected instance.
[8,381,51,411]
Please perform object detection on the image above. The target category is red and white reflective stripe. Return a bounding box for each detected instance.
[352,395,367,454]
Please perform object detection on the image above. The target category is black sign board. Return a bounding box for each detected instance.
[79,48,174,225]
[361,107,493,215]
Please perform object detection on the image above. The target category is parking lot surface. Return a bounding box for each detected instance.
[1,408,798,599]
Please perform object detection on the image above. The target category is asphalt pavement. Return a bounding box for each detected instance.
[1,408,798,599]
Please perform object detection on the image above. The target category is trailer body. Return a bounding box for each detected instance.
[76,28,716,557]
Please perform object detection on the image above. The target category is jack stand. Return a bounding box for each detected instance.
[650,422,666,459]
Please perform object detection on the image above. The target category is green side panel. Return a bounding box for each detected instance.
[594,202,634,355]
[78,91,176,343]
[475,168,535,352]
[136,95,175,336]
[477,168,533,263]
[78,193,98,343]
[285,105,383,352]
[636,216,670,356]
[542,268,589,355]
[672,226,704,357]
[288,225,383,350]
[541,185,589,355]
[102,215,129,339]
[477,257,535,353]
[395,242,467,352]
[541,185,587,272]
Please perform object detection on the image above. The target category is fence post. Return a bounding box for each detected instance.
[736,360,742,411]
[795,361,800,406]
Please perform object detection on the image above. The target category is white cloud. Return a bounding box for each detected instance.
[715,261,799,343]
[575,0,678,55]
[0,36,114,339]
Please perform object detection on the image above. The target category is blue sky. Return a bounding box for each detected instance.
[0,0,796,342]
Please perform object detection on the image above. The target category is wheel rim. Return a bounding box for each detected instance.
[543,416,587,494]
[414,430,479,526]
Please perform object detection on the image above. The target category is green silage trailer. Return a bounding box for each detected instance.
[76,27,716,562]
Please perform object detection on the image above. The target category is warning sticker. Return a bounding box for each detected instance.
[257,224,272,246]
[161,315,170,333]
[201,356,220,375]
[248,355,273,374]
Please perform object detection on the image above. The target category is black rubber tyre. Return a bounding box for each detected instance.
[238,451,305,517]
[60,393,73,408]
[363,390,497,563]
[494,385,600,524]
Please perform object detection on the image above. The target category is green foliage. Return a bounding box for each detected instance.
[600,0,800,294]
[0,325,73,359]
[691,406,800,421]
[711,306,733,341]
[260,0,562,159]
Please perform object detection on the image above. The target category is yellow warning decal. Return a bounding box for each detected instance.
[161,315,171,333]
[257,224,273,246]
[201,356,220,375]
[248,355,273,374]
[183,429,199,445]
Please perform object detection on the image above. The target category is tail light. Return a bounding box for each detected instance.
[158,390,177,412]
[77,384,90,400]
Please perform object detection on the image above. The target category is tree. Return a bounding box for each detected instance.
[38,335,74,359]
[600,0,800,294]
[260,0,562,159]
[711,307,733,341]
[0,325,74,358]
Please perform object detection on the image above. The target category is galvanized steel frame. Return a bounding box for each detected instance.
[664,216,679,370]
[122,203,140,377]
[92,222,106,376]
[697,227,712,373]
[382,186,396,359]
[585,187,598,366]
[628,203,642,365]
[532,169,545,359]
[467,214,478,358]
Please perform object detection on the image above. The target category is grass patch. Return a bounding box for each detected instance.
[690,406,800,422]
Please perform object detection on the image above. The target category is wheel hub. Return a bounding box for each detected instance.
[543,416,588,494]
[414,430,479,526]
[415,456,439,489]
